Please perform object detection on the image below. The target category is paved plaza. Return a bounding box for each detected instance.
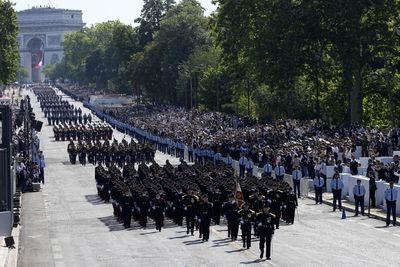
[17,90,400,267]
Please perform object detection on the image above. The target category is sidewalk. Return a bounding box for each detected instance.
[307,192,400,224]
[1,211,21,267]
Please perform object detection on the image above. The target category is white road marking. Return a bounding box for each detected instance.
[374,228,388,233]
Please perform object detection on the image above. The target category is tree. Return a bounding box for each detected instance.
[17,67,29,83]
[135,0,169,47]
[54,21,140,93]
[212,0,400,125]
[0,0,19,86]
[131,0,211,104]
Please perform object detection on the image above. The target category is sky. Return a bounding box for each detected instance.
[12,0,217,26]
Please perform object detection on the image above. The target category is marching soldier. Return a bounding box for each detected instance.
[238,202,255,249]
[257,205,276,260]
[198,195,213,241]
[121,190,134,228]
[152,193,166,232]
[67,140,77,164]
[223,196,240,241]
[283,191,297,224]
[182,190,199,235]
[211,187,222,225]
[249,192,264,237]
[78,140,87,166]
[138,192,150,228]
[270,191,283,229]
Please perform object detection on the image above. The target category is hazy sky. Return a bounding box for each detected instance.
[12,0,217,26]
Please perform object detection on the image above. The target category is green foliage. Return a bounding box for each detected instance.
[53,21,139,92]
[48,0,400,127]
[129,0,211,104]
[17,67,29,83]
[0,0,19,85]
[212,0,400,126]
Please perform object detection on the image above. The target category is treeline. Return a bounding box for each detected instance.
[46,0,400,127]
[0,0,19,86]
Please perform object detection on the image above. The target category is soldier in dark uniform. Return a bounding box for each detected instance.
[283,191,297,224]
[78,141,87,166]
[182,190,199,235]
[138,192,150,228]
[173,190,184,226]
[223,197,240,241]
[87,141,94,164]
[211,187,222,225]
[199,195,213,242]
[257,205,276,260]
[239,202,255,249]
[95,140,103,165]
[60,124,65,141]
[121,190,134,228]
[95,163,105,197]
[152,193,166,232]
[67,140,77,164]
[47,112,51,125]
[270,191,283,229]
[54,125,60,141]
[104,142,112,167]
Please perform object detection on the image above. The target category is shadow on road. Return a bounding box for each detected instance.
[85,194,107,205]
[211,243,228,248]
[168,235,189,239]
[140,231,158,235]
[240,259,265,264]
[225,248,245,253]
[98,215,126,231]
[182,239,204,245]
[212,238,231,244]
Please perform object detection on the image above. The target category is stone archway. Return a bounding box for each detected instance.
[27,38,45,82]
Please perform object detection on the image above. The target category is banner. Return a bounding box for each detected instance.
[234,180,245,208]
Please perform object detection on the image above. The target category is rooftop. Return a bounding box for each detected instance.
[18,6,82,14]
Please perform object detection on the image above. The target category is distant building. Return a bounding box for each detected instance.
[17,7,85,82]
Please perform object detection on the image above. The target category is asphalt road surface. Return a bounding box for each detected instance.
[18,89,400,267]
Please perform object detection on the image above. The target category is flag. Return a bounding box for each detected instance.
[33,43,44,69]
[234,180,245,208]
[34,54,43,69]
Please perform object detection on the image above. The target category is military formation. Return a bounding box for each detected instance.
[33,85,298,260]
[66,138,155,167]
[95,159,296,260]
[32,86,113,142]
[34,86,91,125]
[54,122,112,142]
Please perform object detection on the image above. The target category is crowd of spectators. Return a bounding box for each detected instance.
[59,85,400,178]
[11,95,46,192]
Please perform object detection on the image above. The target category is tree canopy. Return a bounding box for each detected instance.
[0,0,19,86]
[48,0,400,127]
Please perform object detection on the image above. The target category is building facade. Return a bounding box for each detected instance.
[17,7,85,82]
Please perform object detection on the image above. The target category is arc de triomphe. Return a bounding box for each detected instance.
[17,7,85,82]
